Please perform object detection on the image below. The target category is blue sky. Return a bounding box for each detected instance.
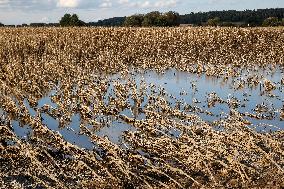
[0,0,284,24]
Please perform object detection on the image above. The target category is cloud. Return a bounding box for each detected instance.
[120,0,178,8]
[0,0,177,11]
[130,1,150,8]
[40,16,50,22]
[154,0,177,8]
[56,0,80,8]
[0,0,56,10]
[0,0,100,10]
[0,0,9,8]
[118,0,129,4]
[99,0,112,8]
[0,0,9,4]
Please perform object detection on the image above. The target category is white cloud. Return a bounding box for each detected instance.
[0,0,10,8]
[0,0,9,4]
[154,0,177,8]
[118,0,129,4]
[0,0,177,10]
[124,0,178,8]
[129,1,151,8]
[140,1,150,8]
[99,0,112,8]
[56,0,80,8]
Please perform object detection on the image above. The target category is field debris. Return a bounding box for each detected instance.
[0,27,284,188]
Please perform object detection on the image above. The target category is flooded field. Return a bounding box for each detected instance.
[7,67,284,150]
[1,27,284,188]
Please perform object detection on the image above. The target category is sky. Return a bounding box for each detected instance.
[0,0,284,24]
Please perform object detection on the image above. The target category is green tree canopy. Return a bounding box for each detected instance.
[60,13,71,26]
[70,14,80,26]
[142,11,161,26]
[59,14,85,27]
[124,11,180,27]
[124,14,144,27]
[164,11,180,26]
[262,17,281,26]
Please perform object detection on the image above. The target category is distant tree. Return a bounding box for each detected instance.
[0,22,4,27]
[124,14,144,27]
[88,8,284,28]
[156,15,168,26]
[262,17,280,26]
[59,13,85,27]
[60,13,71,26]
[46,23,60,27]
[30,23,46,27]
[142,11,161,26]
[207,17,220,26]
[22,23,28,27]
[89,17,126,27]
[124,11,179,27]
[179,8,284,27]
[164,11,180,26]
[281,18,284,26]
[70,14,80,26]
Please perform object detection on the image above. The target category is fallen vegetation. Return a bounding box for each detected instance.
[0,27,283,188]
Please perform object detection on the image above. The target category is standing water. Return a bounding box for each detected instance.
[2,68,283,149]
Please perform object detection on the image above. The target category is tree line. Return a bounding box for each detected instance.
[123,11,180,27]
[1,8,284,27]
[180,8,284,26]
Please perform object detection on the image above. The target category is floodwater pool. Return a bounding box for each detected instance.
[2,67,283,149]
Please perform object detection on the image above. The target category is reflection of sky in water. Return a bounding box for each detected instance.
[0,108,32,140]
[96,120,136,144]
[37,90,58,108]
[41,113,95,150]
[12,121,32,140]
[132,69,283,130]
[5,68,284,149]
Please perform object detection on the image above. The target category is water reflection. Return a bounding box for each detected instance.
[4,68,284,149]
[130,68,283,130]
